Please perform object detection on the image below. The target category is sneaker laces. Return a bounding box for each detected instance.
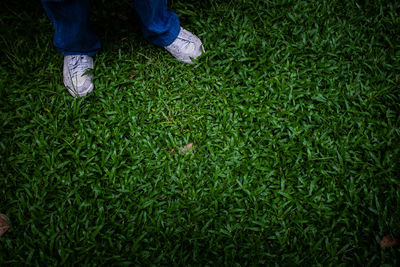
[177,38,195,51]
[171,37,197,54]
[166,28,198,52]
[68,55,90,77]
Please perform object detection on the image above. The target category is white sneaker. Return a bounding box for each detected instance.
[63,55,94,97]
[164,27,204,64]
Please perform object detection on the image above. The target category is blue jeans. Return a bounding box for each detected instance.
[41,0,180,56]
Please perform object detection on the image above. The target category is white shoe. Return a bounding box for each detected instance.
[164,27,204,64]
[63,55,94,97]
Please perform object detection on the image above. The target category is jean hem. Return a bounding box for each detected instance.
[151,24,181,47]
[60,50,99,57]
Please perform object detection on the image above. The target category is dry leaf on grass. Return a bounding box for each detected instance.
[0,214,9,237]
[380,235,399,248]
[168,143,194,154]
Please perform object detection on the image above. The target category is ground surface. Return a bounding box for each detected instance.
[1,0,400,265]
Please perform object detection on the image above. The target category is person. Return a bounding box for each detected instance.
[41,0,204,97]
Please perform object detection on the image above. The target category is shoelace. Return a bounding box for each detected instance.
[177,38,194,50]
[166,28,197,51]
[68,55,90,77]
[171,36,197,53]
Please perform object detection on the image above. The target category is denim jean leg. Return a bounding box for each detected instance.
[131,0,180,46]
[41,0,101,56]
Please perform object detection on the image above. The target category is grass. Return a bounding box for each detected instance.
[1,0,400,265]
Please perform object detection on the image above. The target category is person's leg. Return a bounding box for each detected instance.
[41,0,98,97]
[131,0,204,64]
[131,0,180,47]
[41,0,101,56]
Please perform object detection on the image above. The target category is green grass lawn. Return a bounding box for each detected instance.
[1,0,400,265]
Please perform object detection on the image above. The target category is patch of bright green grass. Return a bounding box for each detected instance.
[1,0,399,265]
